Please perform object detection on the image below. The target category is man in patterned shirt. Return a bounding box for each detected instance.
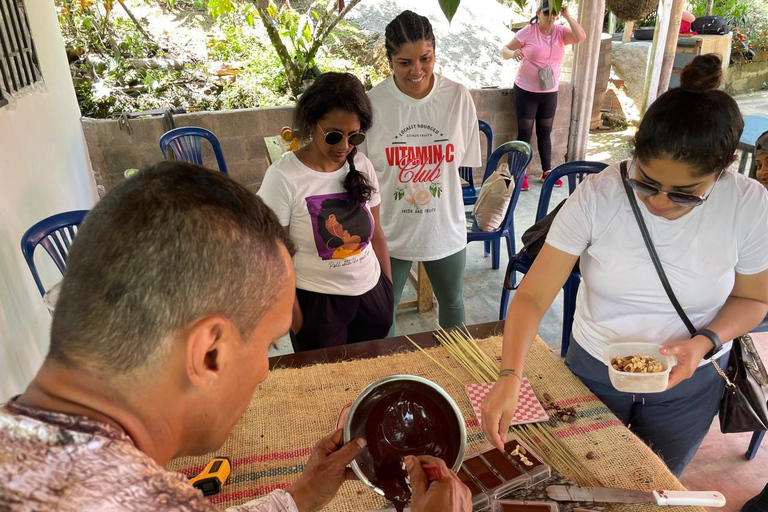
[0,162,470,512]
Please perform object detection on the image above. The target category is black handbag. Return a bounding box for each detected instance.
[504,199,569,290]
[690,15,729,35]
[619,160,768,434]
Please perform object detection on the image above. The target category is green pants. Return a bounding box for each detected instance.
[389,248,466,337]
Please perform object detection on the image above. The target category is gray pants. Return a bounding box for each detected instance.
[565,339,728,477]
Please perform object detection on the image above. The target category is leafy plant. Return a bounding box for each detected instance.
[208,0,363,97]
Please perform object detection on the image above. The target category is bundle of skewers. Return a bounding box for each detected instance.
[407,327,601,487]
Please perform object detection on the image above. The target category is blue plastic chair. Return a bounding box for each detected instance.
[499,161,608,354]
[466,141,533,271]
[21,210,89,297]
[460,120,493,205]
[159,127,229,174]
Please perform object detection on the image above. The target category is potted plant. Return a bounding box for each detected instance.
[633,11,657,41]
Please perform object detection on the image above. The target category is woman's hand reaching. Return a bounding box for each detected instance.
[480,375,522,451]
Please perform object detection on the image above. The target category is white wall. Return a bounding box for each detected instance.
[0,1,97,400]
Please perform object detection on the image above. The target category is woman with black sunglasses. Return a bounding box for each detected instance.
[258,72,393,351]
[481,54,768,477]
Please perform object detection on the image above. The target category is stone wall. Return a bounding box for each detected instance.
[82,84,573,196]
[725,60,768,94]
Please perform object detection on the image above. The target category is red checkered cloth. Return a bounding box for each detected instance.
[465,380,548,427]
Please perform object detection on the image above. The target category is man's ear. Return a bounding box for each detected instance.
[185,316,237,390]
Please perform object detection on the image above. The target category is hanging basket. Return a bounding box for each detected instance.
[606,0,659,22]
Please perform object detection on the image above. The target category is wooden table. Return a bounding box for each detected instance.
[738,115,768,178]
[172,322,703,512]
[262,136,435,314]
[270,321,503,369]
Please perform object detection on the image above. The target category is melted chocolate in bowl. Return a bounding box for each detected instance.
[350,383,462,512]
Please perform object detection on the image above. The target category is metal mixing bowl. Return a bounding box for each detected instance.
[342,375,466,498]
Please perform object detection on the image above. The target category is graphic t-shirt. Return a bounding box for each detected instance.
[546,163,768,366]
[513,24,567,93]
[363,74,482,261]
[257,151,381,296]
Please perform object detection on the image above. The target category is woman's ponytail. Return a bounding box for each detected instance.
[343,147,375,204]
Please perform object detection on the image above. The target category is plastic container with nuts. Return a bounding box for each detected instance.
[602,342,676,393]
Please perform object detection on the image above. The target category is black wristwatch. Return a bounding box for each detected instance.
[692,329,723,360]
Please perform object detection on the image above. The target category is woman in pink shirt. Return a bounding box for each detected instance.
[501,1,585,190]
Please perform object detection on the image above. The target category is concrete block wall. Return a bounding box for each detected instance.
[725,60,768,94]
[82,106,293,196]
[469,84,573,183]
[82,85,573,197]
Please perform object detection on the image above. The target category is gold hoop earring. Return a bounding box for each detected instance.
[326,235,341,251]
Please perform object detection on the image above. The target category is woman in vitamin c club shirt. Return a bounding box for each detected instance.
[362,10,482,336]
[501,0,585,191]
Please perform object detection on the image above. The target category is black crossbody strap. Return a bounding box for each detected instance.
[619,160,696,335]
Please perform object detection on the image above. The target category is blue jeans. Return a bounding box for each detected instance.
[565,340,728,477]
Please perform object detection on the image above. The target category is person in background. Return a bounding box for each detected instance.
[258,72,393,351]
[362,10,482,335]
[0,162,470,512]
[480,55,768,477]
[500,0,585,191]
[754,130,768,189]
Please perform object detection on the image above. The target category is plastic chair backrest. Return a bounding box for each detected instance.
[159,127,229,174]
[459,120,494,185]
[481,140,533,234]
[535,161,609,222]
[21,210,89,297]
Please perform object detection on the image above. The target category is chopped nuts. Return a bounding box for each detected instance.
[586,451,595,459]
[611,354,664,373]
[543,392,552,402]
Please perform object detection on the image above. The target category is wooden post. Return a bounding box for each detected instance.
[656,0,685,96]
[566,0,606,161]
[622,21,634,42]
[640,0,674,113]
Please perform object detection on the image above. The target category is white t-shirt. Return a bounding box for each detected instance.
[547,162,768,364]
[362,74,482,261]
[257,151,381,296]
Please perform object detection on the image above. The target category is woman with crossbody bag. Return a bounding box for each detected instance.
[481,54,768,477]
[501,0,585,191]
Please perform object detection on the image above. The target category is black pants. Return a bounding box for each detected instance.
[514,84,559,172]
[292,273,394,352]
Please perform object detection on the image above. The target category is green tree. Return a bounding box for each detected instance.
[209,0,362,97]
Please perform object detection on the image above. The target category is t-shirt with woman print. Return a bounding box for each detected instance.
[257,151,381,296]
[513,23,566,93]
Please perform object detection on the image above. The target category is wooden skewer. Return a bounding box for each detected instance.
[404,335,466,385]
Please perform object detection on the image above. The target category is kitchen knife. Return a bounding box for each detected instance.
[546,485,726,507]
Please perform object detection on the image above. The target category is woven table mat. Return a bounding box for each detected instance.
[167,335,705,512]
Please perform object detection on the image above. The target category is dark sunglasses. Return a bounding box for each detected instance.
[318,125,366,147]
[625,165,722,207]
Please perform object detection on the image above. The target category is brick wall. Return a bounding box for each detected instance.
[82,84,573,196]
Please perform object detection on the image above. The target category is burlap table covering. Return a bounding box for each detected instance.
[167,335,705,512]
